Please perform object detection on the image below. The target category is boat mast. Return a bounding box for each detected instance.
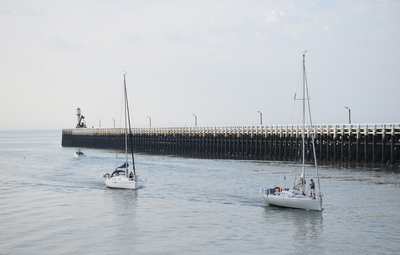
[301,51,307,194]
[302,51,321,196]
[124,73,128,176]
[124,72,136,176]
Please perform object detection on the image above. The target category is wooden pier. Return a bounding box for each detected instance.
[62,124,400,164]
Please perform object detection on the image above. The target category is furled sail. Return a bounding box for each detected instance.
[293,175,304,190]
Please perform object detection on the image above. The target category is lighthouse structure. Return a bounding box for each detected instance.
[76,107,87,128]
[76,107,81,124]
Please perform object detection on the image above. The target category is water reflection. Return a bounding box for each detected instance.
[103,188,139,252]
[104,188,138,214]
[262,205,323,253]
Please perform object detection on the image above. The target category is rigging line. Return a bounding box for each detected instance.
[115,72,126,129]
[304,55,321,194]
[290,62,304,125]
[272,172,282,188]
[114,79,125,165]
[124,73,136,175]
[119,85,124,128]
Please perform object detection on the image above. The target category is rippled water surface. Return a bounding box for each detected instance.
[0,130,399,254]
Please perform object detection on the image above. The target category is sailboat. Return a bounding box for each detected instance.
[103,73,138,189]
[261,51,322,211]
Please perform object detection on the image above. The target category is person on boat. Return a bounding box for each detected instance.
[129,172,134,179]
[310,179,315,198]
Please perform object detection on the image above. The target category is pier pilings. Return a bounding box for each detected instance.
[62,124,400,164]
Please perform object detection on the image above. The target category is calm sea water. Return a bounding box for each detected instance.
[0,130,399,254]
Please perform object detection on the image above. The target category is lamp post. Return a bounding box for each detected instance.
[192,114,197,127]
[97,119,101,128]
[111,118,115,128]
[147,116,151,127]
[344,106,351,124]
[257,111,263,125]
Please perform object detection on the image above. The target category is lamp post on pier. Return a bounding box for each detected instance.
[192,114,197,127]
[344,106,351,124]
[111,118,115,128]
[147,116,151,127]
[257,111,263,125]
[97,119,101,128]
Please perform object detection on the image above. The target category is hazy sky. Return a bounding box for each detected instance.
[1,0,399,130]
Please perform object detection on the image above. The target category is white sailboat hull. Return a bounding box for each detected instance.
[262,192,322,211]
[104,175,138,189]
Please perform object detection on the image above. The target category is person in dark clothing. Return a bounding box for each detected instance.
[310,179,315,198]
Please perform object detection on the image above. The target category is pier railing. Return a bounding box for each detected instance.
[62,123,400,164]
